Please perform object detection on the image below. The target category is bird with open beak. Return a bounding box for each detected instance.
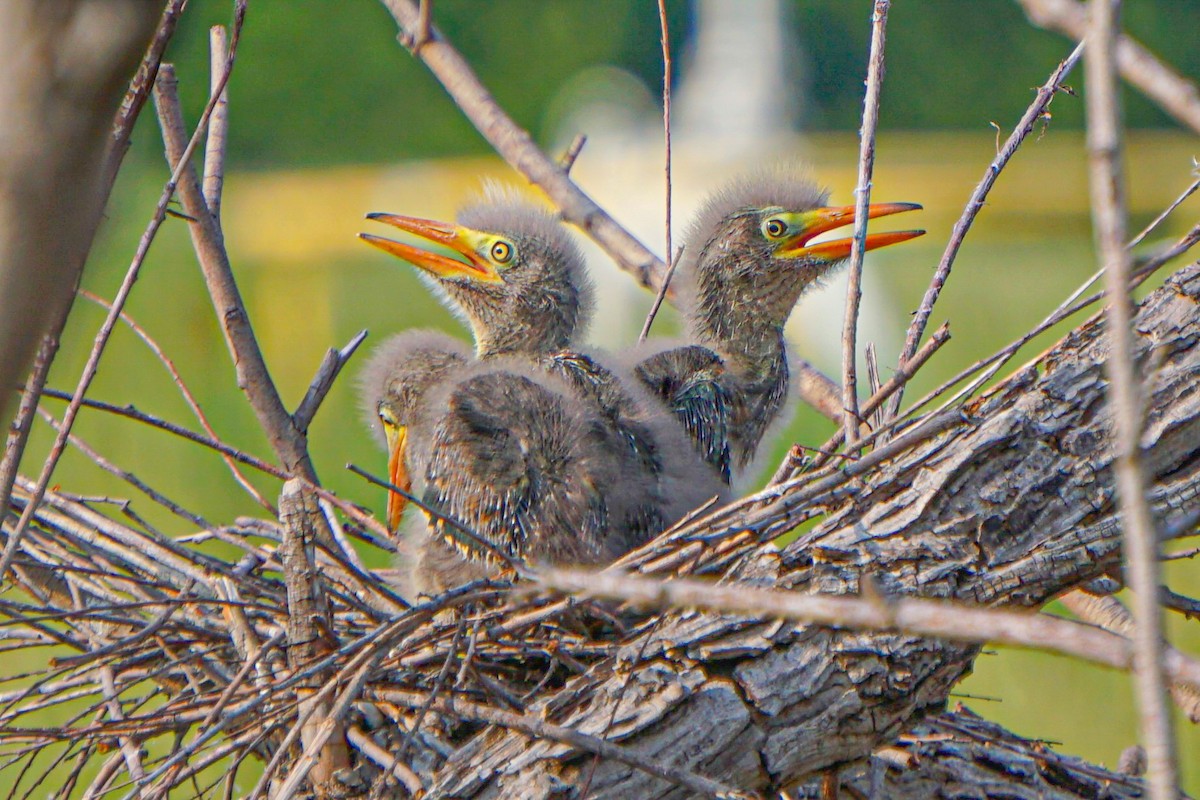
[644,168,924,478]
[359,193,727,590]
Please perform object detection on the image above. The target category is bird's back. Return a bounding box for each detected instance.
[419,364,619,570]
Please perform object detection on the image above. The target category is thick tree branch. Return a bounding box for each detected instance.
[422,261,1200,797]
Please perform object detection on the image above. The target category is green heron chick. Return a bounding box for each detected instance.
[670,169,924,473]
[360,192,592,360]
[361,195,728,546]
[359,331,623,596]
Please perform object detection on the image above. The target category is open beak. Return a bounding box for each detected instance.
[360,213,503,283]
[778,202,924,261]
[384,424,410,531]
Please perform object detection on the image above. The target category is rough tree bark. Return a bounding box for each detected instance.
[414,262,1200,798]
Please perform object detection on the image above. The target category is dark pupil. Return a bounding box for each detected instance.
[769,221,784,236]
[494,243,508,259]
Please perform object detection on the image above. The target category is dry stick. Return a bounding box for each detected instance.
[770,321,951,484]
[884,41,1084,423]
[1017,0,1200,135]
[204,25,229,221]
[154,65,319,487]
[656,0,673,336]
[898,222,1200,428]
[842,0,891,448]
[538,568,1200,695]
[77,289,275,515]
[0,0,187,547]
[376,690,752,800]
[33,408,210,530]
[33,388,393,544]
[1059,591,1200,722]
[558,134,587,173]
[637,247,682,343]
[0,4,247,586]
[293,330,368,433]
[374,0,847,423]
[1086,2,1177,795]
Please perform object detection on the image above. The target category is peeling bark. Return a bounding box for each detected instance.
[420,264,1200,798]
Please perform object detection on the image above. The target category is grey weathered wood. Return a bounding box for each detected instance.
[423,263,1200,798]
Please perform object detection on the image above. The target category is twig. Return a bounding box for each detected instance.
[203,25,230,220]
[376,689,753,800]
[1086,1,1177,795]
[557,134,587,173]
[637,246,682,343]
[375,0,847,424]
[657,0,673,318]
[537,568,1200,694]
[294,330,368,432]
[0,3,247,586]
[897,221,1200,425]
[841,0,891,448]
[346,725,423,795]
[32,387,393,544]
[154,57,319,486]
[1017,0,1200,134]
[347,463,530,576]
[0,0,186,557]
[884,41,1084,422]
[771,322,951,484]
[34,407,211,530]
[77,288,275,514]
[1059,591,1200,722]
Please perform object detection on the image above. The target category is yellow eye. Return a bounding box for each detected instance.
[762,217,788,239]
[490,240,514,264]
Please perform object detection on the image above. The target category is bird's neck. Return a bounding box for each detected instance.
[689,274,793,383]
[475,320,573,359]
[689,268,797,468]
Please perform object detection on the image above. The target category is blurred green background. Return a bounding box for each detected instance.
[10,0,1200,793]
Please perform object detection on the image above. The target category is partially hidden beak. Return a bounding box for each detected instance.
[779,202,924,261]
[384,424,410,532]
[360,213,503,283]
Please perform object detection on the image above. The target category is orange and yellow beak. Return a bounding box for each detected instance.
[384,423,410,531]
[360,213,503,283]
[778,202,924,261]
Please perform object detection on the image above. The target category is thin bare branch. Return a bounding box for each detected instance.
[78,288,275,514]
[1059,590,1200,722]
[0,0,187,553]
[203,25,230,219]
[885,42,1084,421]
[154,54,320,487]
[842,0,891,448]
[557,134,587,173]
[1087,1,1177,794]
[0,4,246,586]
[657,0,673,321]
[1017,0,1200,134]
[294,330,368,433]
[537,568,1200,695]
[638,246,682,344]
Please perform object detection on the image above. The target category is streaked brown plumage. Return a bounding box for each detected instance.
[658,169,924,475]
[359,196,727,593]
[359,331,631,596]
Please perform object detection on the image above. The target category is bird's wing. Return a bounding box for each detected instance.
[633,345,733,485]
[420,370,609,566]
